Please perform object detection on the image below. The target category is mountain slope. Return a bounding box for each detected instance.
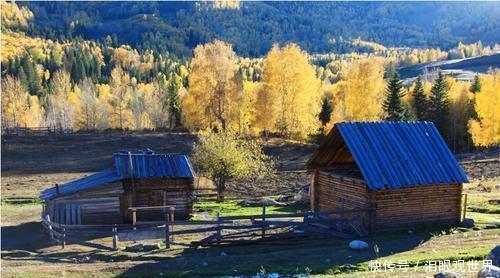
[21,1,500,57]
[399,53,500,81]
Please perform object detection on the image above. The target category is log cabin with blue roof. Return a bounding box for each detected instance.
[40,151,195,225]
[307,121,469,232]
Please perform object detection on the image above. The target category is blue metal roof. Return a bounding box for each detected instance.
[114,152,195,179]
[40,151,195,200]
[334,122,468,190]
[40,168,121,200]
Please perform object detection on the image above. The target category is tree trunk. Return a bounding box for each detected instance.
[216,176,226,203]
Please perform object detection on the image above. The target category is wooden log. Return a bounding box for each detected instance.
[46,214,54,240]
[165,211,170,249]
[261,204,266,239]
[462,193,468,221]
[112,225,118,250]
[62,228,66,249]
[132,209,137,230]
[169,207,175,242]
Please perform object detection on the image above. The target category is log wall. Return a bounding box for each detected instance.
[312,170,463,232]
[121,178,194,221]
[374,183,462,231]
[314,170,371,227]
[47,182,123,225]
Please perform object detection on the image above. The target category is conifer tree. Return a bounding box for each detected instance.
[470,75,481,94]
[427,71,451,139]
[319,96,332,132]
[167,76,181,128]
[382,72,409,121]
[411,77,427,121]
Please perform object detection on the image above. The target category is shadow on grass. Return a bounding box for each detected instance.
[1,218,463,276]
[1,221,115,264]
[117,225,460,277]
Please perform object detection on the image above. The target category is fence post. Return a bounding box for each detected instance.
[62,228,66,249]
[261,204,266,239]
[165,209,170,249]
[46,214,54,240]
[462,193,468,221]
[169,207,175,242]
[216,212,221,245]
[112,225,118,250]
[132,209,137,230]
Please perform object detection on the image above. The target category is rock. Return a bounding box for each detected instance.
[125,244,144,252]
[461,218,475,228]
[477,265,500,278]
[349,240,369,250]
[276,195,293,203]
[142,243,161,251]
[293,187,310,204]
[237,198,285,207]
[486,245,500,267]
[434,272,459,278]
[125,243,159,252]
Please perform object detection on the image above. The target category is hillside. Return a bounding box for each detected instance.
[399,53,500,81]
[20,1,500,57]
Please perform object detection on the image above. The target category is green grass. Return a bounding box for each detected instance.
[193,197,309,218]
[2,195,498,277]
[467,194,500,214]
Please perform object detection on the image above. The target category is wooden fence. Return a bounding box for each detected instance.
[3,126,73,136]
[41,206,373,250]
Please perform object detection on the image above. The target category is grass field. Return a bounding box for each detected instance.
[2,180,498,277]
[1,133,499,277]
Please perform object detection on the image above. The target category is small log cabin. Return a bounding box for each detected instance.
[40,151,195,225]
[307,122,469,232]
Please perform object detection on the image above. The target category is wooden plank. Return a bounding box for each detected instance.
[71,205,76,225]
[77,206,82,225]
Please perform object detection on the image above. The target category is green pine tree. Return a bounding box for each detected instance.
[18,67,29,91]
[427,71,451,140]
[318,96,332,132]
[469,75,481,94]
[411,77,427,121]
[167,76,181,128]
[382,72,410,121]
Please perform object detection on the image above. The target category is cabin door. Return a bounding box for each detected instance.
[148,190,167,220]
[149,190,166,206]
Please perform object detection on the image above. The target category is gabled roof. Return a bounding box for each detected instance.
[40,151,195,200]
[114,152,194,179]
[307,122,469,190]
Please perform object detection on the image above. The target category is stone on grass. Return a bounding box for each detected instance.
[477,265,500,278]
[461,218,475,228]
[125,243,160,252]
[486,245,500,266]
[349,240,368,250]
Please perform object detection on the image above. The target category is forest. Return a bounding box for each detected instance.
[16,1,500,57]
[1,1,499,152]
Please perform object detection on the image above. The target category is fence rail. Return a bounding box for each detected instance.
[41,206,373,250]
[3,126,73,136]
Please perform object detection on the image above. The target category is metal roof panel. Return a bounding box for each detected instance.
[313,121,469,190]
